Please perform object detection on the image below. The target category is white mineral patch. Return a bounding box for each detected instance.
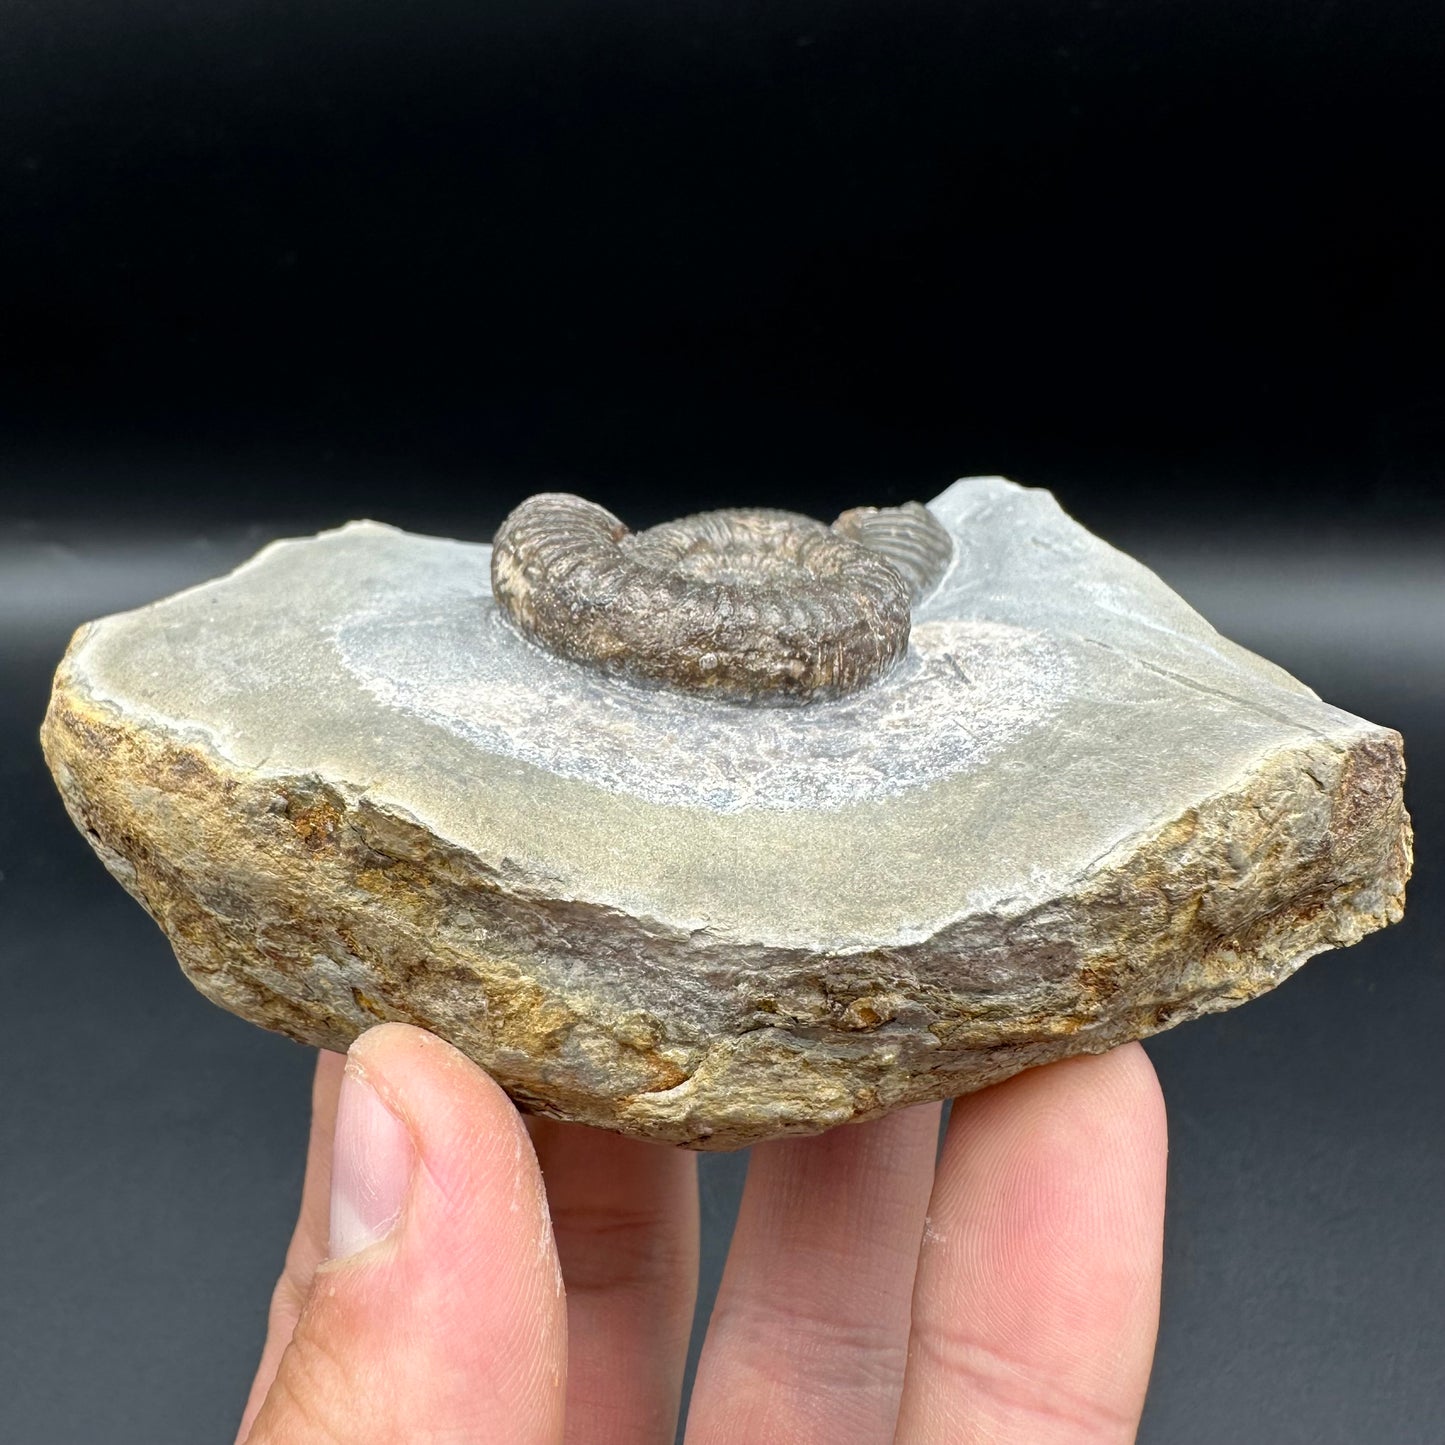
[337,602,1075,812]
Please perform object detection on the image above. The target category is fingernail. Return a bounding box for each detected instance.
[329,1061,414,1260]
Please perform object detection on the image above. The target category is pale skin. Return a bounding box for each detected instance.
[236,1023,1168,1444]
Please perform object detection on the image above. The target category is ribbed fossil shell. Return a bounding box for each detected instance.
[490,493,923,704]
[833,501,955,603]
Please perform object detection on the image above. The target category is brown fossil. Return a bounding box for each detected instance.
[490,493,953,705]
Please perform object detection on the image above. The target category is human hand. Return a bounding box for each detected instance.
[236,1023,1166,1444]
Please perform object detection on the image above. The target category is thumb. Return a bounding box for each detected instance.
[244,1023,567,1445]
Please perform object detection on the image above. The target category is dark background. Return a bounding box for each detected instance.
[1,2,1441,1442]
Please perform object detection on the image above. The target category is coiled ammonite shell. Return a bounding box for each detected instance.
[490,492,955,704]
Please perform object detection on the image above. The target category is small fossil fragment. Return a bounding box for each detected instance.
[41,478,1411,1148]
[831,500,955,603]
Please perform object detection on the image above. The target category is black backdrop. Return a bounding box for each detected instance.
[3,0,1444,535]
[1,3,1441,1442]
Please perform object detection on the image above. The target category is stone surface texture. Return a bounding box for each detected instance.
[41,478,1412,1148]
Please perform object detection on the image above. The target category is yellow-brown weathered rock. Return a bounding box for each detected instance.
[41,479,1411,1147]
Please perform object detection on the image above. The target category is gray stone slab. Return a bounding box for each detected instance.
[41,478,1411,1146]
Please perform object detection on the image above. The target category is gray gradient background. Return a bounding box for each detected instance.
[1,516,1440,1444]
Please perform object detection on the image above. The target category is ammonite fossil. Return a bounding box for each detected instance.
[490,493,955,704]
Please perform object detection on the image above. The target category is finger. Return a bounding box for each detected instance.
[528,1118,698,1445]
[686,1102,942,1445]
[235,1049,346,1444]
[894,1043,1167,1445]
[241,1023,567,1445]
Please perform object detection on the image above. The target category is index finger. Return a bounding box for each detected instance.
[236,1049,346,1443]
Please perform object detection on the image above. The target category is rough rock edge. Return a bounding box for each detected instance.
[42,640,1412,1149]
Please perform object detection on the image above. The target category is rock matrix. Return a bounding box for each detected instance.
[42,478,1411,1147]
